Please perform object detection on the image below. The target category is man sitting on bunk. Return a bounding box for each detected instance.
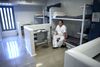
[53,20,67,48]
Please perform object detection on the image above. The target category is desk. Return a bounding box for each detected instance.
[24,24,50,56]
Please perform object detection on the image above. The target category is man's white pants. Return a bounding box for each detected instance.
[53,34,64,47]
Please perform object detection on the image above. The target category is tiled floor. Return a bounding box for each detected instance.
[0,36,35,67]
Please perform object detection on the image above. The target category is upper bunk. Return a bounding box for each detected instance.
[52,14,92,21]
[35,15,49,19]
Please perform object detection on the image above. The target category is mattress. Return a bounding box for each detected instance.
[53,14,91,19]
[66,36,88,46]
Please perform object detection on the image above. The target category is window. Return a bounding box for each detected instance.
[0,6,16,31]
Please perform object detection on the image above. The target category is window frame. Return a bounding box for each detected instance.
[0,5,16,31]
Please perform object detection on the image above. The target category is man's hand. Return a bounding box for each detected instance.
[54,31,58,35]
[53,31,57,35]
[64,39,67,42]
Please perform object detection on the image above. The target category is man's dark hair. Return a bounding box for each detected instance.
[59,20,64,24]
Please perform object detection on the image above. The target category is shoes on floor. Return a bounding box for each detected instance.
[61,45,66,48]
[52,47,58,49]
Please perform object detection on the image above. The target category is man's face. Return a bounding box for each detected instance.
[59,21,63,27]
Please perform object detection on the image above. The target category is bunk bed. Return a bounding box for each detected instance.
[49,4,92,48]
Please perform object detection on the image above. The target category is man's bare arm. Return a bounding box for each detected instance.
[64,32,67,42]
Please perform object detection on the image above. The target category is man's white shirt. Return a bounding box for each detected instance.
[56,25,67,36]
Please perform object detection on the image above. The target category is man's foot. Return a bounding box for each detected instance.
[61,45,66,48]
[52,47,58,49]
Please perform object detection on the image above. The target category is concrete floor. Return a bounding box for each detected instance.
[0,36,67,67]
[0,36,35,67]
[35,44,67,67]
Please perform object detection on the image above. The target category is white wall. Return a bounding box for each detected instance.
[14,5,43,37]
[14,5,42,26]
[61,0,93,16]
[14,0,48,26]
[47,0,93,16]
[46,0,61,6]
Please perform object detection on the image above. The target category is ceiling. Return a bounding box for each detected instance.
[0,0,48,6]
[0,0,48,2]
